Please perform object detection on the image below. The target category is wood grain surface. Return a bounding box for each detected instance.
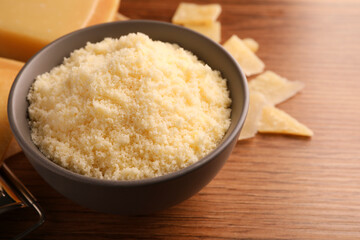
[2,0,360,239]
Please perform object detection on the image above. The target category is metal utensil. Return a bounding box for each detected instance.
[0,161,45,239]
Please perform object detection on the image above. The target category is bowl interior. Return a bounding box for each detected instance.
[8,20,248,185]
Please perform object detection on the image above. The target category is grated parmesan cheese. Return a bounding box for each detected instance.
[27,33,231,180]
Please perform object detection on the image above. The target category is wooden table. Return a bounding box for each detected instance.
[2,0,360,239]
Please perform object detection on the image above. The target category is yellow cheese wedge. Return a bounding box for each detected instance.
[184,21,221,42]
[0,0,120,61]
[0,57,24,164]
[172,3,222,25]
[243,38,259,53]
[249,71,304,105]
[239,91,268,140]
[259,105,313,137]
[223,35,265,76]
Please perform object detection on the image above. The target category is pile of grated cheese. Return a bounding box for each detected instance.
[27,33,231,180]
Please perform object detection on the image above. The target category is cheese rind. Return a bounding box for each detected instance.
[0,0,120,61]
[184,21,221,42]
[249,71,304,105]
[88,0,120,26]
[239,91,268,140]
[259,105,313,137]
[0,57,24,164]
[223,35,265,76]
[172,3,222,25]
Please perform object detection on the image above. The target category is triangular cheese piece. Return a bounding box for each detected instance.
[239,91,268,140]
[0,57,24,164]
[172,3,222,25]
[243,38,259,53]
[249,71,304,105]
[223,35,265,76]
[259,105,313,137]
[184,21,221,42]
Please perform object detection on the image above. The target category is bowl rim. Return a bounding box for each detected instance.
[8,20,249,187]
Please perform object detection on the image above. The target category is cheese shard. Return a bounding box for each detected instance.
[259,105,313,137]
[249,71,304,105]
[239,91,268,140]
[0,0,120,61]
[0,57,24,164]
[172,3,222,25]
[243,38,259,53]
[184,21,221,42]
[223,35,265,76]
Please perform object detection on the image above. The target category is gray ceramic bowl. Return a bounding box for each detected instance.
[8,20,248,215]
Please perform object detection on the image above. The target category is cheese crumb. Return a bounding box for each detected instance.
[27,33,231,180]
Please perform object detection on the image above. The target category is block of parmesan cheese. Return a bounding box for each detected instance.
[259,105,313,137]
[172,3,222,25]
[0,57,24,164]
[223,35,265,76]
[184,21,221,42]
[249,71,304,105]
[0,0,120,61]
[239,91,268,140]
